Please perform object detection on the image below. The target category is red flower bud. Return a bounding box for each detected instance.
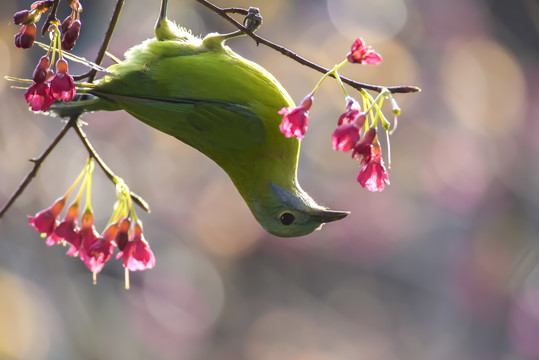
[32,56,50,84]
[61,20,81,51]
[61,15,74,34]
[67,0,83,12]
[14,24,37,49]
[13,10,30,25]
[31,0,54,12]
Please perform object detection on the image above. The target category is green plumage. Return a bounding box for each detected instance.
[57,17,348,237]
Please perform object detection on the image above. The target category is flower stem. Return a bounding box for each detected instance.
[124,268,130,290]
[84,158,95,212]
[386,129,392,169]
[309,59,349,96]
[62,161,88,200]
[50,29,58,66]
[194,0,420,94]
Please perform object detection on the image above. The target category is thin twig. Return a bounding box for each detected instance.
[1,0,146,220]
[0,117,74,219]
[72,122,151,213]
[195,0,420,94]
[71,0,149,211]
[73,0,124,82]
[41,0,60,36]
[221,7,248,15]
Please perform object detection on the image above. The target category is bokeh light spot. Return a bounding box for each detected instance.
[441,38,526,137]
[327,0,408,42]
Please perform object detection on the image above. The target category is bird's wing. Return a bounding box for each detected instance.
[90,91,265,153]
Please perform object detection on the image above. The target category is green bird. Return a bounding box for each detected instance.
[56,0,349,237]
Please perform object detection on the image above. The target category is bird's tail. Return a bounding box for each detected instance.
[48,95,119,118]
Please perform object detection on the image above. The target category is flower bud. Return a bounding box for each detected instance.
[61,15,74,34]
[14,23,37,49]
[13,10,30,25]
[61,20,81,51]
[32,56,50,83]
[31,0,54,12]
[67,0,83,12]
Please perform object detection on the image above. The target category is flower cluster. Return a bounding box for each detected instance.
[13,0,82,111]
[278,38,399,192]
[28,159,155,288]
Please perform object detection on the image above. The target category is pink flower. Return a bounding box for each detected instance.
[347,38,382,65]
[332,97,368,152]
[14,23,37,49]
[61,20,81,51]
[338,97,362,126]
[78,210,100,262]
[28,197,66,237]
[24,82,55,111]
[50,59,76,102]
[332,123,360,152]
[357,145,390,192]
[117,221,155,271]
[352,127,377,160]
[82,223,118,273]
[115,218,131,251]
[54,202,81,256]
[278,95,313,141]
[32,56,51,84]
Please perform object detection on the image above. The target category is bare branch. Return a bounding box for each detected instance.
[72,121,151,213]
[74,0,125,82]
[41,0,60,37]
[194,0,420,94]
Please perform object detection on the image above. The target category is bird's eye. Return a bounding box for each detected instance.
[279,212,295,226]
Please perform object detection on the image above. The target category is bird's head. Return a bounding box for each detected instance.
[248,183,349,237]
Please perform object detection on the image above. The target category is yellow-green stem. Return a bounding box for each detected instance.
[309,59,349,96]
[49,29,58,66]
[361,89,391,129]
[333,71,349,97]
[57,27,64,60]
[62,162,88,200]
[74,176,87,204]
[386,130,391,169]
[84,159,95,213]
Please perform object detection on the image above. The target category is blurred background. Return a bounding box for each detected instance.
[1,0,539,359]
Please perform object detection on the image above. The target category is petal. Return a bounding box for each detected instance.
[332,124,360,152]
[364,51,383,65]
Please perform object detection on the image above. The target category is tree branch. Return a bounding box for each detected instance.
[41,0,60,37]
[194,0,420,94]
[72,121,150,213]
[73,0,124,82]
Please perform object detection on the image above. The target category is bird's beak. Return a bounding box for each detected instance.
[310,208,350,223]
